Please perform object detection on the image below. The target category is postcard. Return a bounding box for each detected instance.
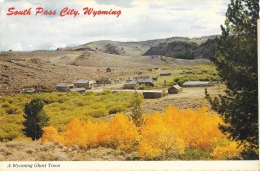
[0,0,259,170]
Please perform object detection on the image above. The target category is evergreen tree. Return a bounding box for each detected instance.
[206,0,259,159]
[131,90,144,127]
[23,98,49,140]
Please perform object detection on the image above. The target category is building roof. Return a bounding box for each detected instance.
[137,78,154,83]
[182,81,210,86]
[170,85,182,89]
[143,90,165,93]
[74,79,89,84]
[124,80,138,85]
[131,76,151,80]
[97,78,110,81]
[70,88,86,92]
[24,89,36,93]
[160,72,171,75]
[56,83,68,87]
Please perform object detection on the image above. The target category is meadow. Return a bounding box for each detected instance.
[153,64,220,87]
[0,91,135,141]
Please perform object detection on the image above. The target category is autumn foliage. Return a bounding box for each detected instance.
[41,106,243,160]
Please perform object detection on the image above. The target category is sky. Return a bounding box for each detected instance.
[0,0,230,51]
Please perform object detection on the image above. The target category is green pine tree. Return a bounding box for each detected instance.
[22,98,49,140]
[131,90,144,127]
[206,0,259,159]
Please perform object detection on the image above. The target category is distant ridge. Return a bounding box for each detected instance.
[57,35,218,59]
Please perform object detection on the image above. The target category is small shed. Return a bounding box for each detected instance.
[56,83,74,92]
[160,72,171,76]
[143,90,166,99]
[123,80,139,89]
[97,78,112,84]
[168,85,183,94]
[182,81,212,87]
[106,67,114,72]
[23,89,36,94]
[69,87,86,94]
[152,76,158,81]
[74,79,92,89]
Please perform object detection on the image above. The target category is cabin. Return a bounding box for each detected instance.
[160,72,171,76]
[74,79,93,89]
[130,76,155,87]
[56,83,74,92]
[152,76,158,81]
[137,78,155,87]
[123,80,139,89]
[168,85,183,94]
[96,78,112,84]
[182,81,212,87]
[106,67,114,72]
[143,90,167,99]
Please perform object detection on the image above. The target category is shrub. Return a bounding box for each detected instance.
[6,105,22,115]
[41,126,62,143]
[108,105,127,114]
[179,149,212,160]
[99,114,139,152]
[138,84,153,90]
[2,102,10,108]
[138,113,185,160]
[86,108,108,118]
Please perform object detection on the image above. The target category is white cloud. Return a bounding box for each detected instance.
[1,0,229,51]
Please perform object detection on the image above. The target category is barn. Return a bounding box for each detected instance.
[130,76,155,87]
[123,80,139,89]
[137,78,155,87]
[74,79,93,89]
[97,78,112,84]
[143,90,167,99]
[168,85,183,94]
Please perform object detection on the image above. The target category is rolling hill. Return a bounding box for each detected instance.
[0,35,217,95]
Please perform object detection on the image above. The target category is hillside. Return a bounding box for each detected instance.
[58,35,218,58]
[142,36,217,59]
[0,35,217,95]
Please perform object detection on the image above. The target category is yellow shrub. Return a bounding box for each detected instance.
[210,138,243,160]
[163,106,224,150]
[39,106,243,160]
[99,114,139,152]
[41,126,62,143]
[138,113,185,160]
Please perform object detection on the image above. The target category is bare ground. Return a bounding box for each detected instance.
[0,50,212,95]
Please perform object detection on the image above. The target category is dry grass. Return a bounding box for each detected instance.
[0,141,131,161]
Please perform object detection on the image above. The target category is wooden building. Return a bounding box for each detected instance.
[74,79,93,89]
[123,80,139,89]
[143,90,167,99]
[56,83,74,92]
[97,78,112,84]
[168,85,183,94]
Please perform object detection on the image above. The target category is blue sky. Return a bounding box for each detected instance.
[0,0,230,51]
